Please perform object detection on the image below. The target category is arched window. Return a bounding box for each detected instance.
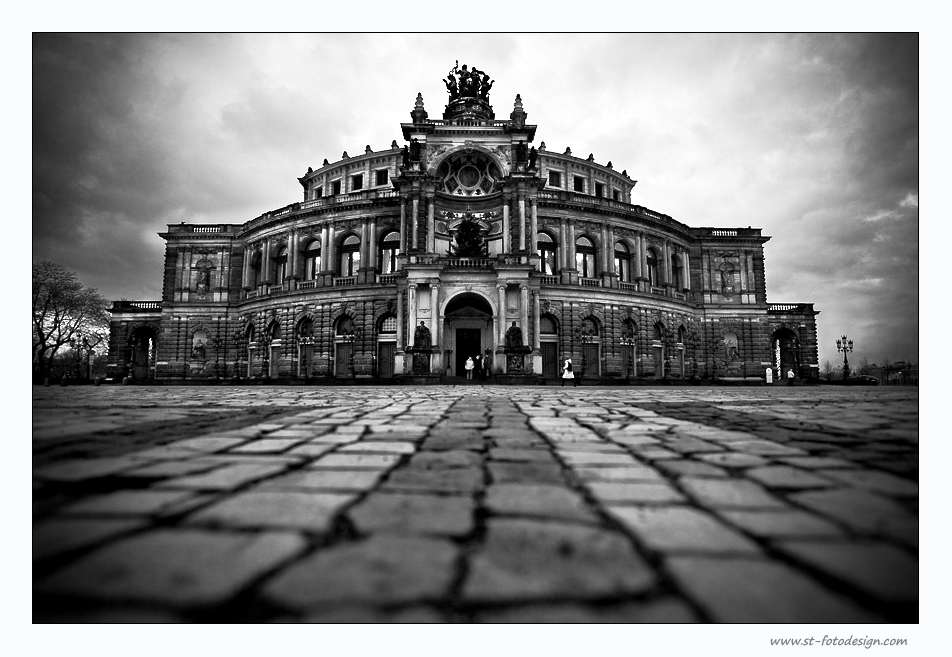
[678,326,687,344]
[339,234,361,276]
[274,246,288,282]
[540,315,558,334]
[336,315,355,336]
[250,251,262,286]
[245,324,255,343]
[303,240,322,280]
[267,321,280,342]
[297,318,315,341]
[576,236,597,278]
[378,314,397,334]
[581,317,599,337]
[537,232,558,275]
[653,322,664,341]
[646,248,660,287]
[622,319,637,340]
[379,231,400,274]
[671,254,683,289]
[614,241,631,282]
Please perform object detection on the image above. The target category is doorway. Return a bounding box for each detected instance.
[455,329,481,376]
[542,342,559,378]
[377,342,395,378]
[335,343,352,376]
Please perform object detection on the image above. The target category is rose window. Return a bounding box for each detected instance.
[437,153,502,196]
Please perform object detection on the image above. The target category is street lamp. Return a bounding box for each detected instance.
[836,334,853,380]
[620,329,636,379]
[574,324,595,378]
[341,327,363,377]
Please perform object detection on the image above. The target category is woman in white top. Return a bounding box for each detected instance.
[465,356,475,380]
[561,358,577,387]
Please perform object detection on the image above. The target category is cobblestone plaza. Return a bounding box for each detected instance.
[33,385,918,624]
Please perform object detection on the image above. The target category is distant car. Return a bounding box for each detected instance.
[849,375,880,385]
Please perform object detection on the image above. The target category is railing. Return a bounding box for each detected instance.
[768,303,815,314]
[378,274,396,284]
[297,280,318,290]
[426,119,511,128]
[334,276,357,287]
[444,257,495,269]
[269,284,285,294]
[112,300,162,310]
[191,226,222,233]
[538,275,558,285]
[246,290,260,299]
[619,281,639,292]
[673,291,687,301]
[580,277,602,288]
[710,229,738,237]
[651,286,666,295]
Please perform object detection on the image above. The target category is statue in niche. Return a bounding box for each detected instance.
[506,321,523,349]
[414,321,431,350]
[191,332,207,360]
[724,333,739,361]
[196,267,211,295]
[410,138,421,162]
[528,146,538,170]
[401,146,410,168]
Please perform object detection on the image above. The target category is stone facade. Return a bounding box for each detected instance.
[107,65,819,383]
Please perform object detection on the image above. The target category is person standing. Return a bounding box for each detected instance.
[465,356,475,380]
[561,358,577,387]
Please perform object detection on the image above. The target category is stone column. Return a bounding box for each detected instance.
[242,245,251,289]
[326,224,336,277]
[567,221,576,269]
[411,195,420,251]
[497,284,507,345]
[518,193,526,251]
[399,199,407,253]
[532,291,541,350]
[559,218,567,270]
[635,233,644,279]
[520,284,529,341]
[683,251,691,290]
[600,223,610,273]
[502,198,511,253]
[662,241,671,286]
[530,199,538,259]
[360,219,369,266]
[426,195,435,253]
[291,230,301,283]
[261,239,272,284]
[368,217,378,275]
[407,283,418,346]
[430,283,441,371]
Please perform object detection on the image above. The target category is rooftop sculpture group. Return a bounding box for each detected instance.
[443,61,493,102]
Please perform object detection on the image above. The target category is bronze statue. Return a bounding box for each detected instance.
[401,145,410,168]
[410,138,421,162]
[414,321,431,349]
[528,146,538,169]
[444,75,458,101]
[506,321,523,349]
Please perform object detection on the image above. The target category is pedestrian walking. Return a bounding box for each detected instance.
[465,356,475,380]
[561,358,577,387]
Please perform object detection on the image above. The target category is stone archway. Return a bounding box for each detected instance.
[442,292,495,377]
[771,327,801,380]
[127,324,159,380]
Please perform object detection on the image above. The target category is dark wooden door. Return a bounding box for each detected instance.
[583,344,600,376]
[377,342,394,378]
[542,342,559,378]
[455,329,481,376]
[335,343,352,376]
[653,346,664,379]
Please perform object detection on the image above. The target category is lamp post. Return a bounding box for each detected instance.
[341,327,363,377]
[620,329,636,380]
[836,334,853,380]
[574,325,595,378]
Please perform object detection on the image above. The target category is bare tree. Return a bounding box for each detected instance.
[857,357,873,375]
[821,359,834,380]
[33,261,109,382]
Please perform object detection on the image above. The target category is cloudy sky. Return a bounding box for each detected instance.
[32,33,918,368]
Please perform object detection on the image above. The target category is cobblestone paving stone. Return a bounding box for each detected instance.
[32,385,918,623]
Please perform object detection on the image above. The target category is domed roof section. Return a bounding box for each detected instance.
[442,62,495,121]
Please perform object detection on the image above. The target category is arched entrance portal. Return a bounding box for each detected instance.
[128,325,159,380]
[443,292,494,377]
[771,327,800,380]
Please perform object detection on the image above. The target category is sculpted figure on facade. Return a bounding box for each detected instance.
[414,321,431,349]
[506,321,523,349]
